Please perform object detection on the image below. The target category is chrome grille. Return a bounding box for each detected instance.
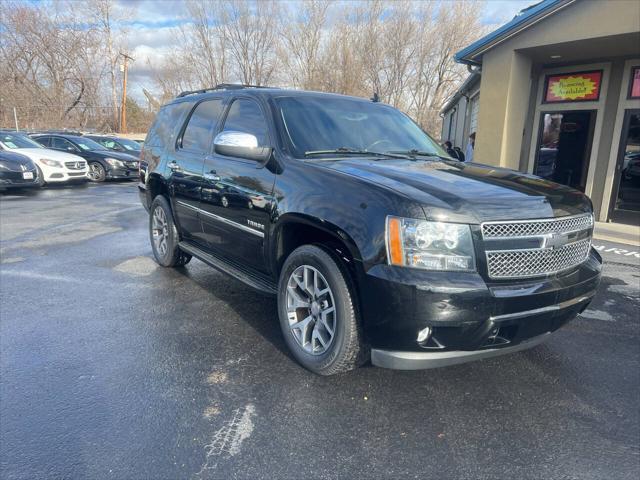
[65,161,86,170]
[482,214,593,279]
[486,239,591,279]
[482,214,593,238]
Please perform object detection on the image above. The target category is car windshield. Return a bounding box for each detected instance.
[0,133,43,149]
[73,137,107,151]
[275,96,448,159]
[117,138,141,151]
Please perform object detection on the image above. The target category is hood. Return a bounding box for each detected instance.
[0,151,36,170]
[94,150,139,162]
[11,148,85,162]
[317,158,591,223]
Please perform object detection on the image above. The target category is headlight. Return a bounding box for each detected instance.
[386,216,476,271]
[105,158,125,167]
[40,158,63,168]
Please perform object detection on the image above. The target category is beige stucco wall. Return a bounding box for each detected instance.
[474,0,640,168]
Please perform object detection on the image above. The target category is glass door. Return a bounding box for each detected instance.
[533,110,597,192]
[609,109,640,225]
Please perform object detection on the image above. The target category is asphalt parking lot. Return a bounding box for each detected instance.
[1,182,639,480]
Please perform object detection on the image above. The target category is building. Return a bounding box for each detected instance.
[441,0,640,244]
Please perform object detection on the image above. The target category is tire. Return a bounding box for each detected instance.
[277,245,367,375]
[36,166,45,186]
[88,162,106,182]
[149,195,192,267]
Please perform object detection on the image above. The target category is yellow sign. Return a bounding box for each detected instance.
[545,71,602,103]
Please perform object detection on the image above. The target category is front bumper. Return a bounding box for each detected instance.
[357,248,602,367]
[45,170,88,183]
[372,331,553,370]
[107,167,137,180]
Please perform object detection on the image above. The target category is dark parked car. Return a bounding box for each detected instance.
[84,135,142,156]
[0,150,40,190]
[139,85,602,375]
[30,134,139,182]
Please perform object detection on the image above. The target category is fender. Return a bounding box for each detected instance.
[269,212,364,274]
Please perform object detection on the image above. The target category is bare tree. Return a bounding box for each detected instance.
[279,0,330,90]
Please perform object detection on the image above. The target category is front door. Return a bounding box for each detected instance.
[168,98,224,243]
[200,97,276,273]
[533,110,596,191]
[609,109,640,225]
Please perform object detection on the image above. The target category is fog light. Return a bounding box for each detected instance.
[417,327,431,343]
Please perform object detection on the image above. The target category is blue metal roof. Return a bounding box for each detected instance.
[454,0,569,65]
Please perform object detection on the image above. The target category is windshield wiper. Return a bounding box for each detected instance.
[304,147,411,159]
[388,149,450,161]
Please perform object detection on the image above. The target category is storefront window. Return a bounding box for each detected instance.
[610,110,640,225]
[534,111,596,191]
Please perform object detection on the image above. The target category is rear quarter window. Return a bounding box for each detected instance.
[146,102,192,149]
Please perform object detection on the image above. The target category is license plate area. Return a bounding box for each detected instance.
[23,172,34,180]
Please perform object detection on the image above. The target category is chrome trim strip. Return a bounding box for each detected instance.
[175,200,264,238]
[371,333,552,370]
[490,294,594,322]
[481,212,593,228]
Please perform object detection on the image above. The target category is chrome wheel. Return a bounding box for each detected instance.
[286,265,336,355]
[88,163,103,181]
[151,206,169,257]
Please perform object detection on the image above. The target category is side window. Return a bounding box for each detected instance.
[35,136,51,147]
[222,99,268,146]
[146,101,192,149]
[51,137,74,150]
[181,99,223,153]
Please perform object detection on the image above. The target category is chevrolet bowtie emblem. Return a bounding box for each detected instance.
[542,232,569,249]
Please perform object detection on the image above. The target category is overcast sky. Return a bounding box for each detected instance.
[113,0,534,101]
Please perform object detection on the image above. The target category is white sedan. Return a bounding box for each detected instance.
[0,132,89,185]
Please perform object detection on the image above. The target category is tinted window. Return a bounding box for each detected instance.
[0,134,43,149]
[181,99,223,153]
[275,96,447,158]
[146,102,192,148]
[33,136,51,147]
[51,137,75,150]
[222,99,268,146]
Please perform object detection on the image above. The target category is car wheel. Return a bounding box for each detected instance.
[277,245,367,375]
[149,195,192,267]
[88,162,106,182]
[36,166,45,186]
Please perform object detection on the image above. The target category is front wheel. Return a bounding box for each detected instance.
[88,162,106,182]
[149,196,192,267]
[277,245,367,375]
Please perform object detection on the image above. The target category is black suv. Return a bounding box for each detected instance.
[31,133,139,182]
[139,85,602,375]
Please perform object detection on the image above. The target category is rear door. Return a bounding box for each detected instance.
[168,98,225,243]
[200,97,276,273]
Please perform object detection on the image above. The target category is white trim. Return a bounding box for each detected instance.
[600,58,640,222]
[527,62,612,200]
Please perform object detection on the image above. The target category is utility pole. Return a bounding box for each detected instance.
[119,52,134,133]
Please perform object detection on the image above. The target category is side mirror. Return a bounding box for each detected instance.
[214,131,271,162]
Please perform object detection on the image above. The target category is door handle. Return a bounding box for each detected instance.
[204,170,220,182]
[168,161,181,171]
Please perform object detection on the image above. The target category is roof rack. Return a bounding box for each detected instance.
[177,83,275,98]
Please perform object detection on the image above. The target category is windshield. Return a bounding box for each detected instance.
[117,138,142,151]
[0,133,43,149]
[73,137,107,151]
[275,96,448,159]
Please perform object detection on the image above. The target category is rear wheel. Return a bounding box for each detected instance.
[149,195,191,267]
[278,245,367,375]
[88,162,106,182]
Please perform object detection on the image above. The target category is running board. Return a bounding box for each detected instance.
[178,241,277,295]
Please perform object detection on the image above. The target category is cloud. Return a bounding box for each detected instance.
[480,0,533,25]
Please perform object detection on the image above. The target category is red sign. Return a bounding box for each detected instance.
[630,67,640,99]
[544,70,602,103]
